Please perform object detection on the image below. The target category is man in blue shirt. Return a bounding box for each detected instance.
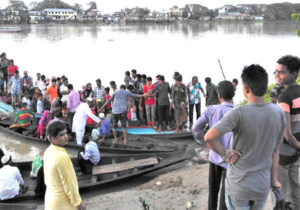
[78,136,100,174]
[8,70,22,108]
[91,113,111,143]
[192,80,235,210]
[100,85,144,144]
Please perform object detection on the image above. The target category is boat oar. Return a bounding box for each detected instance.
[218,59,226,80]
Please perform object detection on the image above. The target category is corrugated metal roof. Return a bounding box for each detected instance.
[43,8,75,13]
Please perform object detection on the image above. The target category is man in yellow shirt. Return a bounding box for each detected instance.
[44,121,86,210]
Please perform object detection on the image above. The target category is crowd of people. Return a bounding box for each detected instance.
[0,52,299,210]
[0,51,239,145]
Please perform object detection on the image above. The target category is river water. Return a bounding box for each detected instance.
[0,21,299,160]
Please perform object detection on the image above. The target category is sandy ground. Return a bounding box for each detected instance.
[81,162,277,210]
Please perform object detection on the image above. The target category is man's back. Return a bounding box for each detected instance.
[215,103,286,200]
[0,165,24,200]
[111,89,136,114]
[206,83,219,106]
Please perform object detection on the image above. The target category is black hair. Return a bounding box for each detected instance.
[141,74,147,79]
[127,84,134,91]
[136,74,141,79]
[96,78,101,83]
[131,69,137,74]
[159,75,165,81]
[205,77,211,84]
[57,77,61,82]
[277,55,300,75]
[241,64,268,97]
[10,59,14,63]
[67,84,73,90]
[110,81,117,89]
[46,121,66,139]
[82,135,90,144]
[218,80,235,100]
[147,77,152,81]
[232,78,238,84]
[156,75,160,79]
[53,110,62,118]
[51,79,56,83]
[105,87,110,92]
[63,78,68,82]
[15,70,19,74]
[174,72,180,77]
[175,74,182,82]
[41,75,45,80]
[125,71,130,76]
[120,84,126,90]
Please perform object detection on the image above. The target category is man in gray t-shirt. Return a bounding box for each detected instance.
[204,65,286,210]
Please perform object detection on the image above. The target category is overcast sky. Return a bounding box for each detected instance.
[0,0,299,13]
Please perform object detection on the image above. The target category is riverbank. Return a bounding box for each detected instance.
[34,161,281,210]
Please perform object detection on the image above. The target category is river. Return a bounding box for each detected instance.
[0,21,299,160]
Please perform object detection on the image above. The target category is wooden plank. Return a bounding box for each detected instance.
[0,203,37,210]
[92,157,158,175]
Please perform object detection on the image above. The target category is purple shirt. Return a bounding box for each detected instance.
[98,118,111,135]
[192,102,233,168]
[67,90,80,113]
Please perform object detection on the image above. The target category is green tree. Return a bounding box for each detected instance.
[33,0,72,10]
[291,13,300,36]
[133,7,150,19]
[6,0,30,23]
[72,3,83,14]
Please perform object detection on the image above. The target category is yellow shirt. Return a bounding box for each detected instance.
[44,144,81,210]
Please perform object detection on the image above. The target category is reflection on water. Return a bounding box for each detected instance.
[0,132,77,162]
[0,132,46,162]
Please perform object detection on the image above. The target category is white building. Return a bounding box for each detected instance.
[43,8,77,20]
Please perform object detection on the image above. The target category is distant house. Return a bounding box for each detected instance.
[43,8,77,20]
[86,9,101,18]
[29,11,44,23]
[218,5,234,15]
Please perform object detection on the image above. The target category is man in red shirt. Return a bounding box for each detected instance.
[143,77,156,127]
[44,79,58,103]
[7,60,18,79]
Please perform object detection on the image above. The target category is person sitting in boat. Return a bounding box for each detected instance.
[91,113,111,143]
[37,110,51,139]
[12,102,33,131]
[0,154,28,200]
[48,110,63,125]
[72,97,100,146]
[78,136,100,174]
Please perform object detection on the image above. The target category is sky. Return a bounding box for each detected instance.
[0,0,300,13]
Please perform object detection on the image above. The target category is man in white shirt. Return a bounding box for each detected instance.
[0,154,27,200]
[72,98,100,146]
[78,136,100,174]
[60,78,69,104]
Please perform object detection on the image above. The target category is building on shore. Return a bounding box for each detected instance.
[42,8,77,20]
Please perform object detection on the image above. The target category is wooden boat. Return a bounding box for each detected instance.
[0,101,187,152]
[0,28,23,33]
[0,151,192,202]
[117,127,193,140]
[0,123,182,154]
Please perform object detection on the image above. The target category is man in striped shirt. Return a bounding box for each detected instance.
[14,102,33,129]
[275,55,300,210]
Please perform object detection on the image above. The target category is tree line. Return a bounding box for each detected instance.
[2,0,300,24]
